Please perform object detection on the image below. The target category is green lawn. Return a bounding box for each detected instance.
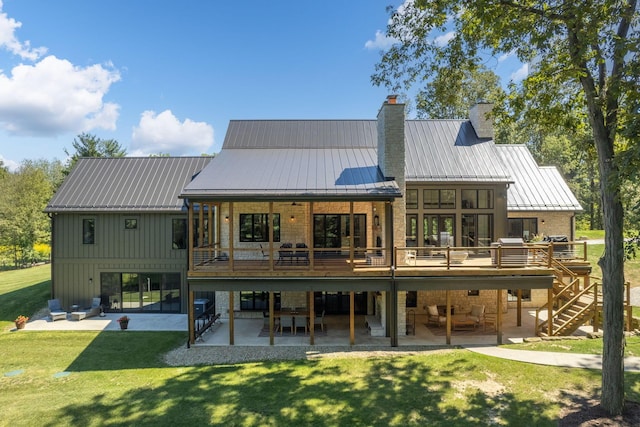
[502,336,640,357]
[2,261,640,425]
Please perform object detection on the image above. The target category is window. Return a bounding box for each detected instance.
[172,219,187,249]
[406,291,417,307]
[462,214,494,247]
[508,289,531,302]
[100,272,181,312]
[462,189,493,209]
[125,219,138,229]
[406,214,417,247]
[240,291,280,311]
[406,189,418,209]
[423,189,455,209]
[468,290,480,296]
[240,214,280,242]
[313,214,366,248]
[508,218,538,241]
[83,219,95,244]
[423,214,454,246]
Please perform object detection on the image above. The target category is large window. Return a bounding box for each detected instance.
[508,218,538,241]
[424,215,454,246]
[313,214,366,248]
[172,219,187,249]
[240,214,280,242]
[82,218,95,244]
[462,189,494,209]
[406,189,418,209]
[240,291,281,311]
[423,189,455,209]
[462,214,493,247]
[100,272,181,313]
[406,214,418,247]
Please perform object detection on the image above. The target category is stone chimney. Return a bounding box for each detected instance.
[469,102,494,139]
[377,95,405,190]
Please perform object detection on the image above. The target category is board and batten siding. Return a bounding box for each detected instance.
[52,212,189,311]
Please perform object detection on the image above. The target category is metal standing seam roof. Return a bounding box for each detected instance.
[496,145,582,211]
[404,120,512,183]
[182,120,400,200]
[45,156,212,213]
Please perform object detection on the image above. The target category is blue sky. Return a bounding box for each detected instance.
[0,0,526,170]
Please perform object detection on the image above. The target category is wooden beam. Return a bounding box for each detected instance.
[497,289,503,345]
[229,290,234,345]
[446,290,451,345]
[309,202,314,270]
[309,290,315,345]
[349,291,355,345]
[269,291,274,345]
[548,288,553,336]
[517,289,522,326]
[228,203,234,271]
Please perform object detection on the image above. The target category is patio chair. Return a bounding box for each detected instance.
[426,304,446,327]
[467,304,485,328]
[48,299,67,321]
[294,315,308,335]
[85,297,102,318]
[279,315,293,335]
[295,243,309,264]
[313,309,325,332]
[276,243,294,265]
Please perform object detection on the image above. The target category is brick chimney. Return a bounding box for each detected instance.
[469,102,494,139]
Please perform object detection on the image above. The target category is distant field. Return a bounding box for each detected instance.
[576,229,604,240]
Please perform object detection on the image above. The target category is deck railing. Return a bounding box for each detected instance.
[189,241,588,275]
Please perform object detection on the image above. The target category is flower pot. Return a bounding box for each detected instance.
[119,321,128,330]
[15,322,25,330]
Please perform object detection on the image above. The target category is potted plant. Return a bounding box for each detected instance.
[14,315,28,330]
[117,315,130,330]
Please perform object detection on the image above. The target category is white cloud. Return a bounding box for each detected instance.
[510,63,529,82]
[131,110,214,156]
[0,153,18,171]
[498,51,515,63]
[364,29,397,50]
[0,1,46,60]
[0,55,121,135]
[433,31,455,47]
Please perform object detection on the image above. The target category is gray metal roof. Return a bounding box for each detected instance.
[45,156,212,213]
[181,147,400,200]
[496,145,582,211]
[405,120,512,183]
[223,120,378,149]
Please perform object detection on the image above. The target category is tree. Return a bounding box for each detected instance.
[372,0,638,415]
[64,132,126,173]
[415,65,505,119]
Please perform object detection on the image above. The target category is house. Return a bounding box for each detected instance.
[45,96,591,345]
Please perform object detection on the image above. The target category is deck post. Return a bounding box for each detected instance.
[269,291,274,345]
[350,291,355,345]
[229,290,234,345]
[517,289,522,326]
[548,288,553,336]
[497,289,503,345]
[593,282,599,332]
[390,282,398,347]
[309,290,315,345]
[228,203,234,271]
[188,287,195,345]
[446,290,451,345]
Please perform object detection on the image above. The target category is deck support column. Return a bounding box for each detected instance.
[548,288,553,336]
[229,291,235,345]
[390,282,398,347]
[497,289,503,345]
[517,289,522,327]
[309,291,315,345]
[188,287,195,345]
[446,290,451,345]
[269,291,274,345]
[349,291,355,345]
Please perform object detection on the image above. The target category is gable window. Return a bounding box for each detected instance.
[124,219,138,229]
[172,219,187,249]
[82,219,95,244]
[424,189,455,209]
[240,214,280,242]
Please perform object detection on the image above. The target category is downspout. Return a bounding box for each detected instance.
[387,201,398,347]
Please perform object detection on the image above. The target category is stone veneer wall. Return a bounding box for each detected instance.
[416,290,508,314]
[508,211,575,240]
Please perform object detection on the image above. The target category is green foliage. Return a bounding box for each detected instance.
[64,132,126,174]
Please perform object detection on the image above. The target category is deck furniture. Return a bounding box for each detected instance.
[47,299,67,321]
[279,315,293,334]
[452,317,476,331]
[426,305,446,327]
[467,304,485,327]
[294,315,308,335]
[313,310,325,332]
[295,243,310,264]
[71,311,86,321]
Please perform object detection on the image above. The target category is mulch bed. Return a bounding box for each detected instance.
[558,398,640,426]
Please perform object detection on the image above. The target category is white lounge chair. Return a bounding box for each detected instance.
[48,299,67,321]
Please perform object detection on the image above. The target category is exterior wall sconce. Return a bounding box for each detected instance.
[89,278,93,286]
[290,215,296,222]
[224,216,229,222]
[541,219,545,225]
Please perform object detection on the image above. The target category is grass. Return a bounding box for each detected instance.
[2,256,640,425]
[502,336,640,357]
[2,330,636,426]
[576,229,604,240]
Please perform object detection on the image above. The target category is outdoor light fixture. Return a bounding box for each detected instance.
[224,216,229,222]
[290,215,296,222]
[89,278,93,286]
[541,219,545,225]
